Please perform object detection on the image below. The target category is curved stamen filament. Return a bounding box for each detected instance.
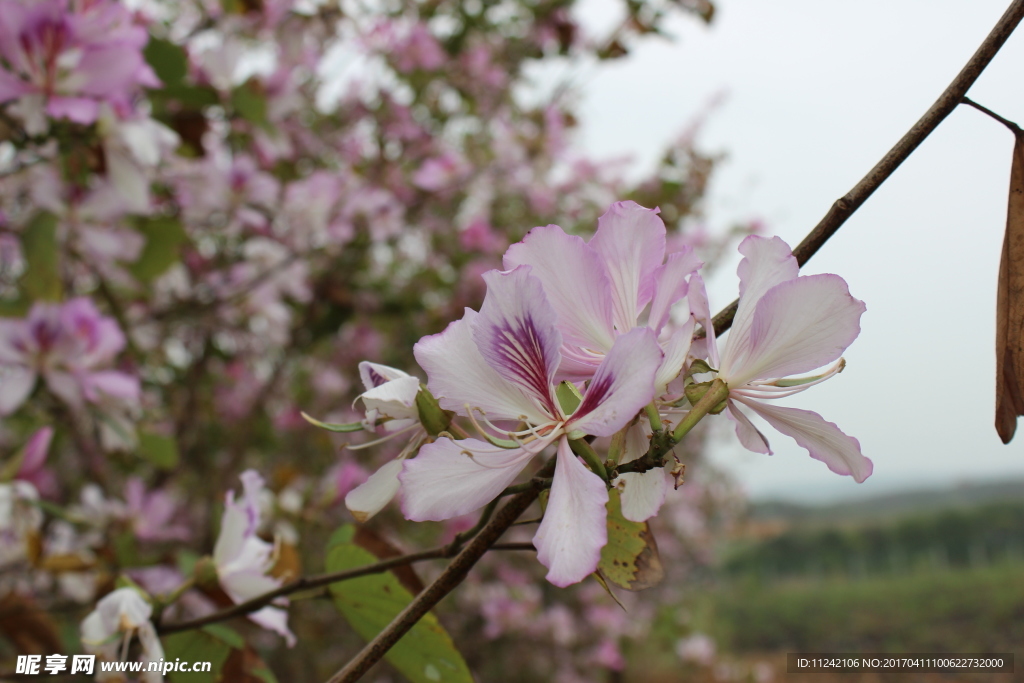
[459,431,560,470]
[744,359,845,395]
[465,405,521,449]
[343,421,420,450]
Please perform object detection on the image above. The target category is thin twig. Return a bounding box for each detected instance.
[704,0,1024,338]
[157,546,450,635]
[156,541,538,635]
[325,465,553,683]
[961,96,1023,134]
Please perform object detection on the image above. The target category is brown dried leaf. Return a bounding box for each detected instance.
[222,644,278,683]
[0,594,63,654]
[996,132,1024,443]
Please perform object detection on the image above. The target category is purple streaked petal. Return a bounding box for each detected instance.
[720,236,799,378]
[555,344,608,383]
[399,436,541,522]
[614,422,668,522]
[569,327,661,438]
[737,397,873,482]
[414,309,550,424]
[358,375,420,422]
[726,400,771,454]
[344,460,402,522]
[648,247,702,334]
[473,267,561,418]
[729,274,865,385]
[534,438,609,587]
[502,224,616,353]
[590,201,666,333]
[358,361,411,390]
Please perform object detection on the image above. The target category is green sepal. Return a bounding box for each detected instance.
[687,358,714,378]
[683,381,728,415]
[416,386,453,437]
[556,381,583,414]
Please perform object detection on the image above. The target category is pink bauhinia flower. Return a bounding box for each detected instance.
[402,265,662,586]
[502,200,707,524]
[713,235,873,482]
[0,0,155,127]
[213,470,295,646]
[0,298,139,415]
[80,587,164,683]
[342,361,426,522]
[502,200,704,393]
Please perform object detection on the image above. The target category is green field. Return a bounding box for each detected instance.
[712,561,1024,654]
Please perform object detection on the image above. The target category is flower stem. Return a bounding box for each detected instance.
[644,403,663,432]
[568,438,608,482]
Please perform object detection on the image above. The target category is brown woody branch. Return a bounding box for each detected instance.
[324,474,550,683]
[705,0,1024,339]
[157,542,535,635]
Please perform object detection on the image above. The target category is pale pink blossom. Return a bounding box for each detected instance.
[213,470,295,646]
[0,0,155,127]
[124,478,190,542]
[714,236,872,482]
[80,587,164,683]
[0,298,138,415]
[503,200,705,523]
[342,362,425,522]
[403,265,663,586]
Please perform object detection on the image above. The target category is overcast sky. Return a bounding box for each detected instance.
[564,0,1024,501]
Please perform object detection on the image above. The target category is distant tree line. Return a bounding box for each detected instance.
[723,502,1024,580]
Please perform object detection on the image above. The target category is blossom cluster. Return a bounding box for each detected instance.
[0,0,843,679]
[343,200,871,588]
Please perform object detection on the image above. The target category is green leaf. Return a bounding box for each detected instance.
[326,526,473,683]
[18,212,61,302]
[598,489,664,591]
[129,217,188,283]
[200,623,245,650]
[556,381,582,414]
[162,625,241,683]
[231,81,270,130]
[250,665,280,683]
[151,83,220,107]
[301,412,365,433]
[137,432,180,470]
[143,38,188,86]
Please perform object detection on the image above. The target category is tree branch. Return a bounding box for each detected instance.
[324,475,549,683]
[705,0,1024,338]
[157,546,452,635]
[157,541,537,635]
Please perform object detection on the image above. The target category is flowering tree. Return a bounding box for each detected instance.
[2,0,1022,681]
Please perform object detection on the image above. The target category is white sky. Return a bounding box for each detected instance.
[567,0,1024,501]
